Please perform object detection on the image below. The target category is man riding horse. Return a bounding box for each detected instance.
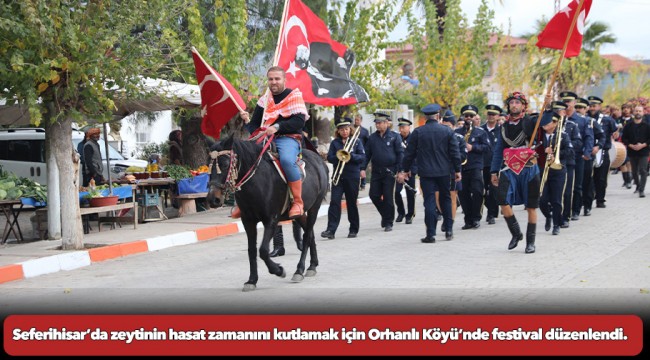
[236,66,309,219]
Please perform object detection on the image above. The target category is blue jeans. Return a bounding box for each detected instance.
[275,136,301,182]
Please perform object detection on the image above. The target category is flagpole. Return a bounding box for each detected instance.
[528,0,586,149]
[272,0,290,66]
[191,46,245,113]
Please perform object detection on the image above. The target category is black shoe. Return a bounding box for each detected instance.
[395,214,404,223]
[571,213,579,221]
[505,216,523,250]
[552,226,560,235]
[596,202,606,208]
[347,232,357,238]
[525,223,536,254]
[384,225,393,232]
[405,216,413,224]
[445,231,454,240]
[320,230,335,239]
[640,192,646,198]
[625,183,632,189]
[583,208,591,216]
[634,187,639,194]
[487,216,495,225]
[472,222,481,229]
[360,186,366,191]
[421,236,435,243]
[269,246,285,257]
[461,223,474,230]
[441,223,447,232]
[560,221,570,229]
[545,217,552,232]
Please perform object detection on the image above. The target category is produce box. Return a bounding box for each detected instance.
[177,174,209,194]
[20,197,47,207]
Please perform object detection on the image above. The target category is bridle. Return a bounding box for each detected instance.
[208,134,275,196]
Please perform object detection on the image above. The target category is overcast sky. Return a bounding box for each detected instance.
[390,0,650,60]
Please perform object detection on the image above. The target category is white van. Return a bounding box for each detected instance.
[0,128,147,186]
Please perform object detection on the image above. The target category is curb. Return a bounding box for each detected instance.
[0,196,371,285]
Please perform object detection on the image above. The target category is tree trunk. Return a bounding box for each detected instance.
[45,111,84,250]
[181,113,209,169]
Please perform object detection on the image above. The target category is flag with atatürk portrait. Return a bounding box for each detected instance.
[536,0,593,58]
[275,0,369,106]
[191,47,246,139]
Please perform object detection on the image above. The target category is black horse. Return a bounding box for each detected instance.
[206,136,329,291]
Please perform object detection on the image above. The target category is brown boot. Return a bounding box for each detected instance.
[288,180,304,218]
[231,206,241,219]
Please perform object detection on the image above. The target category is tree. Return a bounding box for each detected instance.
[521,20,614,95]
[407,0,497,110]
[604,65,650,107]
[0,1,190,249]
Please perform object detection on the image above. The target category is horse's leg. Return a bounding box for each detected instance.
[242,220,259,292]
[259,221,286,279]
[305,207,319,277]
[291,216,309,282]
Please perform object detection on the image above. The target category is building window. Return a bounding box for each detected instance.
[135,123,150,145]
[484,59,493,77]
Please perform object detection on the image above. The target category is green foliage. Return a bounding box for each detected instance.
[214,0,248,90]
[407,0,497,108]
[604,65,650,107]
[137,142,169,162]
[0,0,191,126]
[328,0,415,111]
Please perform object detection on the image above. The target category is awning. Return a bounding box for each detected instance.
[0,78,202,126]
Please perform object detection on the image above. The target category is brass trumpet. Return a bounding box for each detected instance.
[462,124,473,165]
[331,125,361,186]
[540,116,564,194]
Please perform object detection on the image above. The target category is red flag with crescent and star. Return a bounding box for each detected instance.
[276,0,368,106]
[536,0,593,58]
[191,47,247,139]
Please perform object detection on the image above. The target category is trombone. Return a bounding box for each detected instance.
[540,116,564,194]
[332,125,361,186]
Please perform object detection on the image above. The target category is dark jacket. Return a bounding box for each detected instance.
[622,120,650,157]
[365,129,403,174]
[327,137,365,180]
[542,128,573,167]
[399,132,418,175]
[481,123,500,169]
[562,118,580,167]
[401,120,461,177]
[455,125,489,171]
[83,140,103,177]
[490,115,536,173]
[593,112,618,150]
[569,112,594,159]
[245,88,305,135]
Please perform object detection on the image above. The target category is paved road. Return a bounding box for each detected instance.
[1,175,649,319]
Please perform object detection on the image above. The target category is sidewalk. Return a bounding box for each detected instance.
[0,188,372,284]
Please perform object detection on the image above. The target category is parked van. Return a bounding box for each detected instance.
[0,128,147,186]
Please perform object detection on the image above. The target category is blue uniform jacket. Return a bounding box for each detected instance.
[481,123,500,169]
[455,126,489,171]
[365,130,403,174]
[327,137,365,180]
[562,119,580,166]
[569,112,594,159]
[542,129,573,167]
[398,132,418,175]
[593,113,617,150]
[401,120,461,177]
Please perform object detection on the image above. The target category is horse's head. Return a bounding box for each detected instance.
[206,140,234,208]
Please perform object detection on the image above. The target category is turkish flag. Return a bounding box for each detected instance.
[276,0,368,106]
[536,0,592,58]
[191,47,246,139]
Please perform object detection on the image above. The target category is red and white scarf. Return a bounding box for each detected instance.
[258,89,309,127]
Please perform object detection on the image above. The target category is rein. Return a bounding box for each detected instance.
[209,134,275,195]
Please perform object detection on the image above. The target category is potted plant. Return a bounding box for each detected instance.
[84,187,119,207]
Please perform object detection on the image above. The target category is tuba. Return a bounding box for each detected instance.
[331,125,361,186]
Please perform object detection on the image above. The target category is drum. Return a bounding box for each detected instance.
[609,142,627,169]
[593,149,604,168]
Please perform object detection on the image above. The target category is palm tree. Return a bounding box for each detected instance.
[582,21,617,51]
